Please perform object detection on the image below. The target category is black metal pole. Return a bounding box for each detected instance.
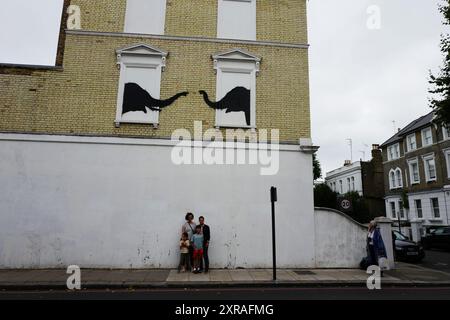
[271,200,276,281]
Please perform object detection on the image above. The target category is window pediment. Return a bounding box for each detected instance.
[116,44,168,70]
[212,48,261,75]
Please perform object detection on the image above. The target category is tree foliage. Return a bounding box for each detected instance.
[313,153,322,180]
[429,0,450,124]
[314,183,337,209]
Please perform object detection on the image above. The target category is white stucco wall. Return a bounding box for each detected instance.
[0,133,316,269]
[314,208,367,268]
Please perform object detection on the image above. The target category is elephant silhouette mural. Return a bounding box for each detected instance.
[122,83,189,114]
[199,87,251,126]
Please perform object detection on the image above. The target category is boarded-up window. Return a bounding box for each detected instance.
[217,0,256,40]
[124,0,167,35]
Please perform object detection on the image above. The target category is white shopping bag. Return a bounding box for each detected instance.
[378,257,389,271]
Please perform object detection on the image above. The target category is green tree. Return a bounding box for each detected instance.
[342,191,373,224]
[313,153,322,180]
[429,0,450,124]
[314,183,338,209]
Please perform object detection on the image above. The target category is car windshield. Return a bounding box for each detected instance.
[393,231,408,240]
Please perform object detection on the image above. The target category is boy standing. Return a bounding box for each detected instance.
[192,226,204,273]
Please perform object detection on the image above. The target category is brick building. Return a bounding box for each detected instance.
[0,1,320,269]
[325,145,386,219]
[381,111,450,233]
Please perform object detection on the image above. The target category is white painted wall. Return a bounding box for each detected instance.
[407,191,450,226]
[124,0,167,35]
[217,0,256,40]
[0,134,316,269]
[314,208,367,268]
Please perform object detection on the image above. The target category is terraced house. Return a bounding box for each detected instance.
[381,111,450,234]
[0,1,331,269]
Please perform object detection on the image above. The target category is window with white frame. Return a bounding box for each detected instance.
[390,202,396,219]
[389,169,396,189]
[414,199,423,219]
[387,143,400,161]
[209,49,260,128]
[422,153,437,182]
[351,177,355,191]
[339,180,343,194]
[115,44,168,127]
[406,134,417,152]
[407,158,420,184]
[347,178,351,192]
[431,198,440,218]
[443,125,450,140]
[395,168,403,187]
[445,149,450,179]
[217,0,256,40]
[124,0,167,35]
[399,201,405,218]
[421,127,433,146]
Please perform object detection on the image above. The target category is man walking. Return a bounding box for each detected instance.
[199,216,210,273]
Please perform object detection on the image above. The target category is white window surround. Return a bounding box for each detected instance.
[431,197,440,218]
[217,0,257,41]
[422,153,437,182]
[414,199,423,219]
[387,143,400,161]
[443,125,450,140]
[406,133,417,152]
[444,148,450,179]
[389,167,403,189]
[421,127,433,147]
[407,157,420,184]
[115,44,168,128]
[212,48,261,129]
[390,202,397,219]
[124,0,167,35]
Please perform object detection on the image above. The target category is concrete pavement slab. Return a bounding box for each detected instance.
[209,270,232,282]
[229,269,252,281]
[249,270,272,281]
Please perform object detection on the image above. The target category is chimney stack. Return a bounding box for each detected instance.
[344,160,352,166]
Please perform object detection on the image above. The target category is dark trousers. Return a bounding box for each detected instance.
[200,245,209,271]
[178,253,191,271]
[188,246,194,271]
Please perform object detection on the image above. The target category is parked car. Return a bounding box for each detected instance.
[421,226,450,250]
[392,230,425,262]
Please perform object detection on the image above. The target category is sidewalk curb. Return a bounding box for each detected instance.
[2,280,450,291]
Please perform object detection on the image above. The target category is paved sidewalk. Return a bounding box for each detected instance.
[0,263,449,290]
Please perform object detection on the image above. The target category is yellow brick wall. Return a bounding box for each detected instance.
[70,0,307,44]
[0,34,310,143]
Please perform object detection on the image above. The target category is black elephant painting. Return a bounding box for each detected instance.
[199,87,251,126]
[122,83,188,114]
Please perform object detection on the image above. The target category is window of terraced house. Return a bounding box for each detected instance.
[124,0,167,35]
[421,127,433,146]
[395,168,403,187]
[387,143,400,161]
[351,177,355,191]
[445,149,450,178]
[423,154,437,182]
[390,202,396,219]
[218,0,256,40]
[431,198,440,218]
[415,199,423,219]
[406,134,417,152]
[408,158,420,184]
[444,125,450,140]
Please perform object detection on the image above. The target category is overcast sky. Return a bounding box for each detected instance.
[0,0,447,175]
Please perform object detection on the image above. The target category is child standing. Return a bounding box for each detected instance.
[178,232,191,273]
[192,225,204,273]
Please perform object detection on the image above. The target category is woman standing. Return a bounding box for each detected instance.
[367,221,387,272]
[182,212,196,270]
